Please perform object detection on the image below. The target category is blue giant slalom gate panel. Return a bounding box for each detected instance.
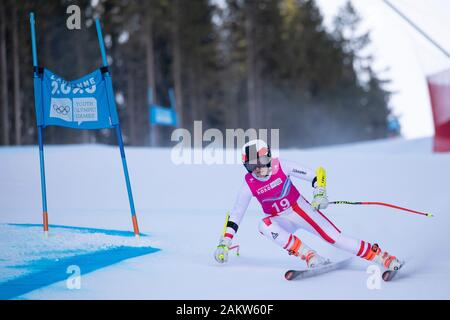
[30,13,140,236]
[35,68,119,130]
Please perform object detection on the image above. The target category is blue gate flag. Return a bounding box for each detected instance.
[149,105,177,126]
[34,68,119,129]
[149,88,177,127]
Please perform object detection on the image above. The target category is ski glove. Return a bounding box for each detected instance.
[311,166,328,210]
[214,236,232,263]
[311,186,329,210]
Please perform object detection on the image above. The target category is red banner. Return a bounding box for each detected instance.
[427,69,450,152]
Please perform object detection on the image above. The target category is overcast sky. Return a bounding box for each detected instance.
[316,0,450,138]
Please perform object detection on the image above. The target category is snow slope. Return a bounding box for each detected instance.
[0,137,449,299]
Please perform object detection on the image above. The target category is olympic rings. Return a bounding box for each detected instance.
[52,104,70,115]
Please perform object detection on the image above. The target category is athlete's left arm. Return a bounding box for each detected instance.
[281,159,329,209]
[280,159,317,187]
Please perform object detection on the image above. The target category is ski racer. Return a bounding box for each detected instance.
[214,139,403,271]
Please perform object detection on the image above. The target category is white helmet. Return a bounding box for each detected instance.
[241,139,272,172]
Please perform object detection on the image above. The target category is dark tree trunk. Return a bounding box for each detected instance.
[127,65,136,145]
[172,0,183,128]
[145,8,158,146]
[245,2,259,129]
[0,2,10,145]
[12,2,22,145]
[188,58,199,124]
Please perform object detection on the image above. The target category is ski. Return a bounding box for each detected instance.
[284,258,352,281]
[382,262,405,282]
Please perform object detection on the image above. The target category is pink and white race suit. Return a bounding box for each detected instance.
[225,158,375,259]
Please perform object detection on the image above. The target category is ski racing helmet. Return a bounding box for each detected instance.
[241,139,272,173]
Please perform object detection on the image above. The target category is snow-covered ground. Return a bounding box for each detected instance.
[0,137,449,299]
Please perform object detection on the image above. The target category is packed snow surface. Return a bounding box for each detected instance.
[0,137,449,299]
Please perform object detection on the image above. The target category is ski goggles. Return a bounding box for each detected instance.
[244,156,272,172]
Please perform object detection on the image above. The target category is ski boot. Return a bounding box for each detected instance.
[287,236,330,269]
[362,243,403,271]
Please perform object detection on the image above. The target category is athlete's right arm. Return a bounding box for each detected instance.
[214,181,252,263]
[226,181,253,238]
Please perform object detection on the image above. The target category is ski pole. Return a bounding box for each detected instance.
[229,245,240,256]
[221,213,240,256]
[330,201,434,218]
[222,212,230,236]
